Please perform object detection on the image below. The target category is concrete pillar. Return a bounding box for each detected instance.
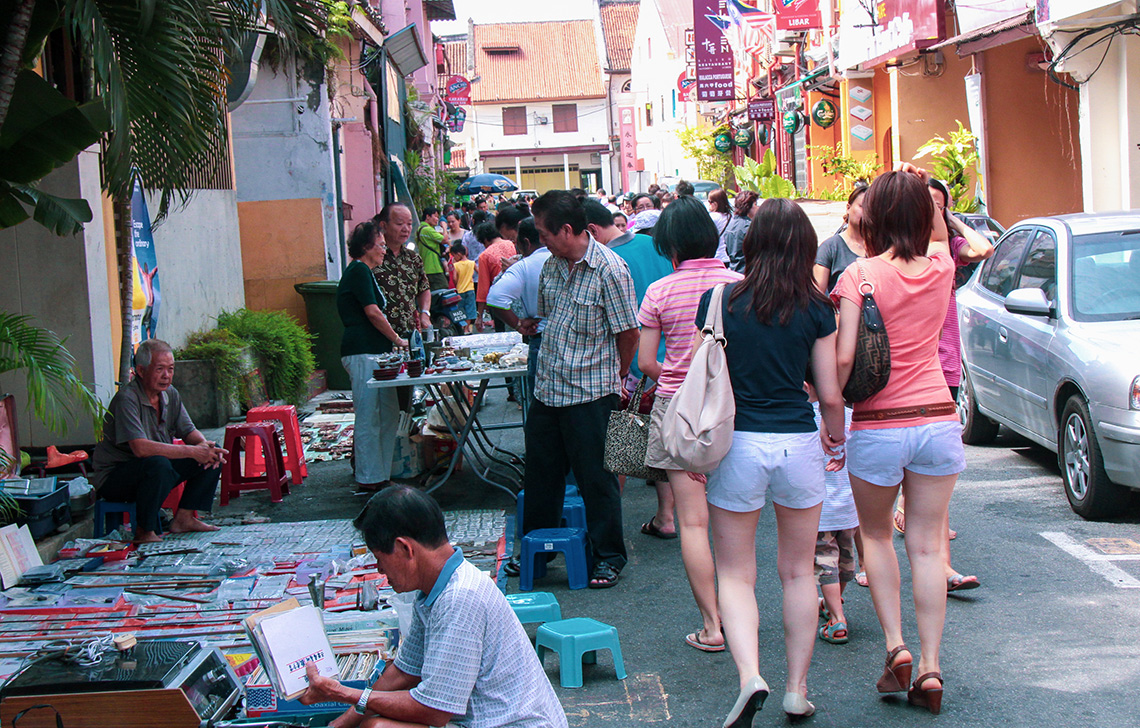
[601,153,614,194]
[514,156,522,188]
[563,153,571,189]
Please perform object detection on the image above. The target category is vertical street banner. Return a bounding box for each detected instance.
[694,0,734,101]
[130,180,160,349]
[619,106,637,192]
[963,74,988,212]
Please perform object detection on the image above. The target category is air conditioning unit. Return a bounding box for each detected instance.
[773,30,804,58]
[536,116,549,125]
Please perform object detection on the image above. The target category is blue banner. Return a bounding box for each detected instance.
[130,181,160,346]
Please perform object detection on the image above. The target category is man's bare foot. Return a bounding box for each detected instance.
[169,514,220,533]
[134,530,163,543]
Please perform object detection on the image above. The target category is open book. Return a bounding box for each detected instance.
[243,598,341,700]
[0,524,43,590]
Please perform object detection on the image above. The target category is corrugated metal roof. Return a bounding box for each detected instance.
[600,1,640,72]
[442,39,466,75]
[473,20,606,104]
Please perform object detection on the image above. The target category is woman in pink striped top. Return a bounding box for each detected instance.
[637,196,743,653]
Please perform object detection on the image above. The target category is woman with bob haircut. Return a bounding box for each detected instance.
[636,195,743,654]
[337,221,408,491]
[722,190,759,272]
[831,166,964,715]
[701,198,846,726]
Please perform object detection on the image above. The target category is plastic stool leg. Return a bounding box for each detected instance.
[609,633,627,680]
[564,542,589,591]
[560,640,584,689]
[583,650,597,665]
[516,489,525,538]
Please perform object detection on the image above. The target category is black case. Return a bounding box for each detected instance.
[1,477,71,539]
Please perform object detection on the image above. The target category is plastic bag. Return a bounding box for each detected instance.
[67,476,93,498]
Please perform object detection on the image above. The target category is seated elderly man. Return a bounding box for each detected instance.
[300,486,567,728]
[91,339,228,543]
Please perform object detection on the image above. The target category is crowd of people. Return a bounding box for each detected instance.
[324,165,993,726]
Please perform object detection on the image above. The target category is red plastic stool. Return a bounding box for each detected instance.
[245,404,307,485]
[221,422,290,505]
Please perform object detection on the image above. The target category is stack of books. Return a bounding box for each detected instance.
[243,598,341,700]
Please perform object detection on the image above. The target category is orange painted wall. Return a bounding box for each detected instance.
[982,37,1083,224]
[238,198,327,327]
[894,51,974,165]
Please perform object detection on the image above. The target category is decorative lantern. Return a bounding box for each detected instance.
[811,99,837,129]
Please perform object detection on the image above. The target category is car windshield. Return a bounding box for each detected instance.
[1070,230,1140,322]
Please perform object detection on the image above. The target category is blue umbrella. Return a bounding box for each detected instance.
[456,173,519,195]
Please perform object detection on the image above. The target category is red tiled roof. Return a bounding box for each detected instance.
[447,147,467,169]
[472,21,606,104]
[442,39,466,75]
[599,1,640,72]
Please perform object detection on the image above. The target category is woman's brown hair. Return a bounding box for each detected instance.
[729,198,831,325]
[733,190,759,218]
[708,189,730,214]
[860,171,934,261]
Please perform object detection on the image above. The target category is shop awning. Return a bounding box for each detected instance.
[774,66,831,96]
[930,10,1036,55]
[385,24,428,77]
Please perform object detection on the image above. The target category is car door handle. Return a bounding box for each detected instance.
[998,326,1009,343]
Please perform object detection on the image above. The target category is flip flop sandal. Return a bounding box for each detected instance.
[641,519,678,540]
[819,620,849,644]
[947,573,980,592]
[685,631,726,652]
[588,562,621,589]
[855,571,869,588]
[893,507,906,534]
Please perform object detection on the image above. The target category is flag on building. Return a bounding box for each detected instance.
[726,0,777,58]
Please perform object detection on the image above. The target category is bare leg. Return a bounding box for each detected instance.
[774,502,822,696]
[820,582,846,625]
[671,470,720,644]
[650,478,677,535]
[849,475,904,652]
[710,504,761,689]
[900,470,957,683]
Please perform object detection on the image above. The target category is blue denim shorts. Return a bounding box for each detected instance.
[458,290,477,322]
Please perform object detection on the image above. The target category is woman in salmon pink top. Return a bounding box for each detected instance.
[832,168,965,715]
[636,196,743,655]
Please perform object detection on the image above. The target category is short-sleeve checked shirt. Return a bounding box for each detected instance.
[535,237,638,407]
[373,245,429,334]
[395,552,567,728]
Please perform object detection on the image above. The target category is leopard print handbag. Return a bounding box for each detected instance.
[604,375,668,482]
[843,260,891,402]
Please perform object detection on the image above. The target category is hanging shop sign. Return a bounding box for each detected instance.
[783,110,804,134]
[775,0,822,30]
[811,99,836,128]
[732,127,755,148]
[694,0,735,101]
[714,132,734,153]
[444,75,471,106]
[756,124,770,146]
[677,73,697,97]
[838,0,944,71]
[747,98,776,122]
[446,107,466,133]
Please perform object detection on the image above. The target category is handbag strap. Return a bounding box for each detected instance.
[626,375,649,412]
[702,283,728,343]
[855,259,875,297]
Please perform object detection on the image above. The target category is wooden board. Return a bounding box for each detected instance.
[0,688,200,728]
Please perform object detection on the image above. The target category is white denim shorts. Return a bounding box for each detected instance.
[847,420,967,487]
[706,430,826,512]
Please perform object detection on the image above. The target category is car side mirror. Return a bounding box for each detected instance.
[1004,287,1053,317]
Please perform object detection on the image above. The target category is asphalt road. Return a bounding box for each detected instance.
[213,392,1140,727]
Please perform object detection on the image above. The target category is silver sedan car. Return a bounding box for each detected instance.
[957,212,1140,519]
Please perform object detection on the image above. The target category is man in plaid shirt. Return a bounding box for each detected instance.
[511,190,639,589]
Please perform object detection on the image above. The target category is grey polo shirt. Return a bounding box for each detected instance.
[90,378,196,490]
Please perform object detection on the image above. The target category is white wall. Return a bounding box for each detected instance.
[231,62,342,277]
[470,97,611,156]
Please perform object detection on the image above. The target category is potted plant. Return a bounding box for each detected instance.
[173,329,254,428]
[217,309,315,406]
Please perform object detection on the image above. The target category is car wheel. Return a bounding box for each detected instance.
[1059,395,1131,520]
[958,368,999,445]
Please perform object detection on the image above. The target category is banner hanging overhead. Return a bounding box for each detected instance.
[775,0,822,30]
[130,180,160,349]
[694,0,735,101]
[838,0,944,70]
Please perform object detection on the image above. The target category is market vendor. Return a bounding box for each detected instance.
[91,339,228,543]
[300,486,567,728]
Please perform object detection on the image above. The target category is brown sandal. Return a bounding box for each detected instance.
[907,672,944,714]
[876,644,912,693]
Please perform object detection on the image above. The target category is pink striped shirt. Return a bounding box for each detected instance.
[637,259,743,397]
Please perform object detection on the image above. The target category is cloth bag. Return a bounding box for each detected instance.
[604,376,668,481]
[843,260,891,402]
[660,283,735,473]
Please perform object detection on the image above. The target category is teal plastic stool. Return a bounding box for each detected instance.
[505,592,562,625]
[535,617,627,688]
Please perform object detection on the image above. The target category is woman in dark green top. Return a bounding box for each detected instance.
[338,221,408,491]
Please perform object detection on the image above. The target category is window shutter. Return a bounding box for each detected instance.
[503,106,527,136]
[552,104,578,133]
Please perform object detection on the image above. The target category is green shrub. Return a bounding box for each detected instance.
[175,329,249,404]
[217,309,315,405]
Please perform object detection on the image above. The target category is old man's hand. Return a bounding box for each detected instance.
[297,662,341,706]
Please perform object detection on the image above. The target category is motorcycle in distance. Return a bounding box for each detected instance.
[430,287,466,338]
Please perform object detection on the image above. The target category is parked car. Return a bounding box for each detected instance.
[660,179,722,201]
[951,212,1005,288]
[957,211,1140,519]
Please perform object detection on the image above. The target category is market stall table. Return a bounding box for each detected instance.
[368,366,529,499]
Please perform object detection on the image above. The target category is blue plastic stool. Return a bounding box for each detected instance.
[93,500,150,538]
[506,592,562,625]
[515,490,587,536]
[536,617,627,688]
[519,528,590,591]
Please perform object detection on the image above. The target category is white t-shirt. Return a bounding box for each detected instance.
[814,402,859,531]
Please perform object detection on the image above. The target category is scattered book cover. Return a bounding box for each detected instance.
[243,598,340,700]
[0,524,43,590]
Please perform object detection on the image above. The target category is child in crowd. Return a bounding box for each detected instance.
[450,243,477,333]
[812,391,858,645]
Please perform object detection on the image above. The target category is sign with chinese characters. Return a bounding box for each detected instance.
[619,106,638,192]
[444,75,471,106]
[775,0,822,30]
[694,1,735,101]
[838,0,944,71]
[747,98,776,121]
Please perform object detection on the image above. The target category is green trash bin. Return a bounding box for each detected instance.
[295,280,351,391]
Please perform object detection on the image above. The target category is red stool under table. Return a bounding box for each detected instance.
[245,404,307,485]
[221,422,290,505]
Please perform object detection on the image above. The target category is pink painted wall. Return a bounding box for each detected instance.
[342,122,379,229]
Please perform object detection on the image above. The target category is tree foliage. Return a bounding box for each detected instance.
[913,120,981,213]
[733,149,795,199]
[676,125,734,188]
[806,142,882,187]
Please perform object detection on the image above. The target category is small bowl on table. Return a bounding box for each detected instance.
[406,360,425,378]
[373,365,401,381]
